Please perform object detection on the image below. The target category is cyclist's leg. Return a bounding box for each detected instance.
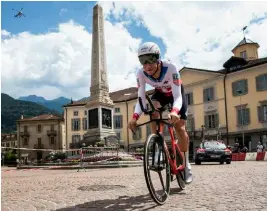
[150,90,164,134]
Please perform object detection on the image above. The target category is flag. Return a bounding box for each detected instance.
[242,26,247,31]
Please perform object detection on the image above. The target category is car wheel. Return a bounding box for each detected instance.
[226,160,231,164]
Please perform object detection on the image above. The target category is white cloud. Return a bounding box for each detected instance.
[101,1,267,70]
[1,20,141,100]
[2,2,267,101]
[1,30,11,37]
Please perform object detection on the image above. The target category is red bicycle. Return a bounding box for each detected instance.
[134,95,186,205]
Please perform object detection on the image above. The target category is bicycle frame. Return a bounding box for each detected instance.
[135,95,185,175]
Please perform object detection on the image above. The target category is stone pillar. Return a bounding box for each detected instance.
[83,4,116,145]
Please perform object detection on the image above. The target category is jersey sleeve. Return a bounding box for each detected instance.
[169,64,183,114]
[133,69,146,120]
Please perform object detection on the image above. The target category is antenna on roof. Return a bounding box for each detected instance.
[242,26,247,39]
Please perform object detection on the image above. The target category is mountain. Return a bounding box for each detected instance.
[1,93,60,133]
[18,95,71,113]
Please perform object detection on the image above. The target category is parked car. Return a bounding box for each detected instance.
[195,141,232,165]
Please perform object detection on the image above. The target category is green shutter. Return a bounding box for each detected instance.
[71,119,74,131]
[258,106,263,122]
[210,87,214,101]
[203,89,206,102]
[215,113,219,127]
[204,115,209,129]
[232,82,236,96]
[120,115,123,128]
[244,80,248,94]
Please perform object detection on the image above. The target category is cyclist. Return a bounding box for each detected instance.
[128,42,192,184]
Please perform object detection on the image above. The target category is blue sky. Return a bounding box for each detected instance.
[1,1,166,56]
[1,1,267,100]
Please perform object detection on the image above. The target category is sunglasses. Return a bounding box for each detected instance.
[138,54,158,65]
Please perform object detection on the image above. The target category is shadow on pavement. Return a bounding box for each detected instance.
[55,187,185,211]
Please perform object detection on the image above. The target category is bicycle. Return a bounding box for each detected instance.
[132,95,186,205]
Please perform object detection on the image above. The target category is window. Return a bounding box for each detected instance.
[115,108,120,113]
[114,115,123,129]
[24,125,28,132]
[38,138,42,146]
[186,117,195,131]
[240,51,247,59]
[37,124,42,132]
[205,113,219,129]
[82,118,87,130]
[203,87,214,102]
[185,93,193,105]
[51,124,54,131]
[23,138,28,145]
[116,132,121,139]
[50,137,55,145]
[73,111,79,116]
[256,74,267,91]
[232,79,248,96]
[132,127,142,140]
[71,118,81,131]
[84,110,87,116]
[258,105,267,123]
[72,135,81,143]
[236,107,250,125]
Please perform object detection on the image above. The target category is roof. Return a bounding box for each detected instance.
[180,66,223,74]
[222,57,267,73]
[232,37,260,52]
[17,114,63,122]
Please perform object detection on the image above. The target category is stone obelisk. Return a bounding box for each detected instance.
[83,4,116,145]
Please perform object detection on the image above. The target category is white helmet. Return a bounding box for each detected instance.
[138,42,161,58]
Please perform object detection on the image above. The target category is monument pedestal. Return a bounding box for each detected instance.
[83,99,117,146]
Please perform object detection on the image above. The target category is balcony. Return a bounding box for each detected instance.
[47,130,57,136]
[34,144,44,149]
[20,131,30,137]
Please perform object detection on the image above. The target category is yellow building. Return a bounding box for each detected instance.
[180,37,267,151]
[16,114,66,162]
[64,36,267,153]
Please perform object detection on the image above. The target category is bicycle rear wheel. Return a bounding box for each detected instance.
[143,134,171,205]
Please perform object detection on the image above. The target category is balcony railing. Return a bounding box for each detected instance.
[20,131,30,137]
[47,130,57,136]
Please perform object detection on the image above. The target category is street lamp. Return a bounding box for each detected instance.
[237,90,245,146]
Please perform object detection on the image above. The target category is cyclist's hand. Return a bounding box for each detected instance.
[168,112,180,124]
[128,119,137,133]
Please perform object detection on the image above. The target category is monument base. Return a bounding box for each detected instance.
[83,130,117,146]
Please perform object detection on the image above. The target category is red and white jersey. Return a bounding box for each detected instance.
[133,60,183,119]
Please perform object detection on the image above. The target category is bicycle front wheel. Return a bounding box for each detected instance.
[143,134,171,205]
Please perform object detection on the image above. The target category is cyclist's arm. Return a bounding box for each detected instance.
[170,66,183,115]
[133,70,146,120]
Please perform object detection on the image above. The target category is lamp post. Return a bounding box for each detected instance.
[237,90,245,146]
[201,125,205,147]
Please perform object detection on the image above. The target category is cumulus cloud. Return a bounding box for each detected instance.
[1,20,141,100]
[101,1,267,70]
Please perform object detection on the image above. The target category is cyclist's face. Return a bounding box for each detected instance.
[143,63,158,75]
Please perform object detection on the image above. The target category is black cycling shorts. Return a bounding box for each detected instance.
[151,84,188,120]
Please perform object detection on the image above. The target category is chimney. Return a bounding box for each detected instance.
[21,114,24,119]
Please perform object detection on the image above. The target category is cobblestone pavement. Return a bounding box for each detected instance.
[2,161,267,211]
